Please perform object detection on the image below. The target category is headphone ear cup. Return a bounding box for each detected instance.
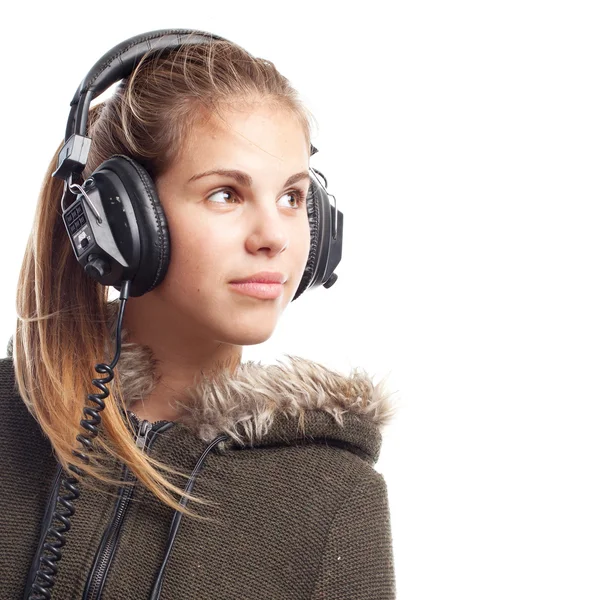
[292,180,321,302]
[90,155,171,297]
[292,171,344,302]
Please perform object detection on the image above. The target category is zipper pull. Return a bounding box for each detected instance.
[135,419,152,451]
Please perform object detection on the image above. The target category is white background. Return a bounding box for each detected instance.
[1,1,599,598]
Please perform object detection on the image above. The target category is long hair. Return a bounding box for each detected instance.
[12,37,315,518]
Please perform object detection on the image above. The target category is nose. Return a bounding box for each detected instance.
[245,202,290,256]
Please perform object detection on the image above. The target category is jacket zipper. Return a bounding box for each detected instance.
[82,415,173,600]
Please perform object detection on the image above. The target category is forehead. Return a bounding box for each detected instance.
[183,104,309,160]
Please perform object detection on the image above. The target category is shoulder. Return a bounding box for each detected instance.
[0,355,56,507]
[307,456,396,599]
[0,356,50,450]
[0,355,23,415]
[231,440,389,524]
[0,355,26,413]
[263,444,396,599]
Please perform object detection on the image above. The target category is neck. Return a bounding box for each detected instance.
[115,297,243,423]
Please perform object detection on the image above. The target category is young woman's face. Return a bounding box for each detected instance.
[150,104,311,347]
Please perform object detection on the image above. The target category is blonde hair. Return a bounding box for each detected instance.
[13,37,316,518]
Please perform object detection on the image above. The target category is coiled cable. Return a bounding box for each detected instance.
[25,280,131,600]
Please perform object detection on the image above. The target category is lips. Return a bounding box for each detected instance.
[229,281,284,299]
[230,271,286,284]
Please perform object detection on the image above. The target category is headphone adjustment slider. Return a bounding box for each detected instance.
[52,133,92,181]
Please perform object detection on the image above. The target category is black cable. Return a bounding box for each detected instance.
[25,281,131,600]
[148,433,229,600]
[22,464,63,599]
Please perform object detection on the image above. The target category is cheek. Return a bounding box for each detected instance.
[166,212,229,281]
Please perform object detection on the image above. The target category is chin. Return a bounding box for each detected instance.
[212,331,273,348]
[207,310,278,345]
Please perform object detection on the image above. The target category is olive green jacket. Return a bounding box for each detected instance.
[0,336,397,599]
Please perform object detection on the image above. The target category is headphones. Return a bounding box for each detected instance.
[52,28,344,301]
[25,30,345,599]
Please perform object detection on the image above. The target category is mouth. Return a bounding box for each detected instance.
[229,281,284,300]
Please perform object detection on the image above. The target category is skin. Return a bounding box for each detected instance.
[122,102,312,423]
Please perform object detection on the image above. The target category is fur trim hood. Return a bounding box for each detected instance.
[116,340,398,465]
[5,315,399,465]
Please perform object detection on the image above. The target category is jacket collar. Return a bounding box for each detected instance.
[5,308,398,465]
[115,336,398,464]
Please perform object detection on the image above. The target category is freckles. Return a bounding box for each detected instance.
[171,219,208,258]
[175,233,223,280]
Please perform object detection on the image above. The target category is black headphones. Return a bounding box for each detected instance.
[52,28,344,301]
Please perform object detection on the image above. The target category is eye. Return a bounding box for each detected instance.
[278,188,308,209]
[207,189,238,204]
[207,187,308,209]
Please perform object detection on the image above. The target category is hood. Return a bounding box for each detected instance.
[5,316,399,465]
[117,343,398,465]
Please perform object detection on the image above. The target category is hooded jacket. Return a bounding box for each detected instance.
[0,333,398,599]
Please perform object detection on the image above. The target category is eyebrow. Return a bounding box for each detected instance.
[187,169,310,188]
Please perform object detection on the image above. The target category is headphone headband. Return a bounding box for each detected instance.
[55,28,317,182]
[66,29,225,141]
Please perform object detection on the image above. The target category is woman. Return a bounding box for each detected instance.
[0,29,398,599]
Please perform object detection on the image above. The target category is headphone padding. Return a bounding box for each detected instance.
[96,155,171,296]
[293,180,321,302]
